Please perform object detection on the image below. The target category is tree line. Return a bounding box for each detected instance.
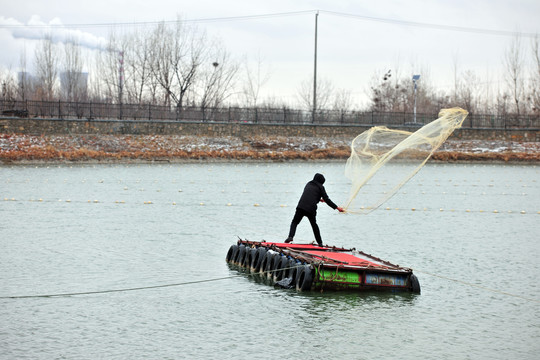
[369,35,540,118]
[1,19,539,119]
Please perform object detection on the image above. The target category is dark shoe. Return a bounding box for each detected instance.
[285,237,293,243]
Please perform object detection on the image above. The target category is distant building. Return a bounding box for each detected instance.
[17,71,37,89]
[17,72,36,85]
[16,72,37,100]
[60,71,88,100]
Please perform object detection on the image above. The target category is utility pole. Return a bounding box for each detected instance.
[312,11,319,123]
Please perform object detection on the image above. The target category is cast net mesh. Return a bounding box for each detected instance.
[343,107,468,214]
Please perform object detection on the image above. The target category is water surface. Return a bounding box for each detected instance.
[1,162,539,359]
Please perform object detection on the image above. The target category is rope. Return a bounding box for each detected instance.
[2,265,538,303]
[0,266,299,300]
[414,269,540,303]
[0,275,245,299]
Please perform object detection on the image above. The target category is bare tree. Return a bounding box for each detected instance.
[61,39,86,101]
[198,43,239,116]
[367,59,417,113]
[452,51,459,103]
[368,69,411,112]
[34,34,59,101]
[478,67,495,114]
[531,34,540,115]
[504,35,525,115]
[88,54,106,102]
[456,70,480,114]
[94,32,125,103]
[124,30,154,105]
[148,19,206,115]
[17,48,34,101]
[0,67,17,101]
[368,64,450,116]
[147,23,173,106]
[297,76,334,112]
[369,69,400,112]
[332,88,353,111]
[240,54,271,108]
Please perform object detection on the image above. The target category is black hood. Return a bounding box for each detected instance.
[313,173,325,184]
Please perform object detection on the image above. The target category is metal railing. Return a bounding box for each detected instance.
[1,99,538,129]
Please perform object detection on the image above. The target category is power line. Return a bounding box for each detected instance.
[0,9,536,38]
[321,10,538,38]
[0,10,315,29]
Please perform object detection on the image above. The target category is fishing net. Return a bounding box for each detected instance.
[343,107,468,214]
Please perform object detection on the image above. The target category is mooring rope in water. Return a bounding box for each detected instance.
[414,269,540,303]
[0,276,243,299]
[0,266,298,300]
[1,266,538,303]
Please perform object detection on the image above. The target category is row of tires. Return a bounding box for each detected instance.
[226,243,314,291]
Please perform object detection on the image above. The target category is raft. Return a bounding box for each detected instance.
[226,239,420,294]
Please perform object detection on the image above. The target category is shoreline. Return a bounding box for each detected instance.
[1,133,539,165]
[3,152,538,166]
[3,158,539,166]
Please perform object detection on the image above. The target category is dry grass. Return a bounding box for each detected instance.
[1,133,538,163]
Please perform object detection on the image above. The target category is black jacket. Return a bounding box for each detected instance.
[296,173,338,215]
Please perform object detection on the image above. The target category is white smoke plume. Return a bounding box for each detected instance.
[0,15,108,51]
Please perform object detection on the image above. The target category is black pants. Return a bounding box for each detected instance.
[288,208,322,245]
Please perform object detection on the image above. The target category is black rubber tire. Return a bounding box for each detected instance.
[250,247,267,273]
[296,265,313,292]
[286,259,299,282]
[235,245,247,266]
[410,274,421,294]
[291,266,301,286]
[243,248,256,269]
[273,256,290,283]
[231,244,241,264]
[260,251,272,276]
[226,244,238,263]
[267,253,281,280]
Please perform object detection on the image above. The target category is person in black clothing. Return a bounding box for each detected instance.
[285,173,344,246]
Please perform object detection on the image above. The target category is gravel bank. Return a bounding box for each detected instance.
[1,134,539,163]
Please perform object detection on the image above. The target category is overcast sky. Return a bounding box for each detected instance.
[1,0,539,106]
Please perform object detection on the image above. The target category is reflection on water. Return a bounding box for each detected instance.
[1,162,539,359]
